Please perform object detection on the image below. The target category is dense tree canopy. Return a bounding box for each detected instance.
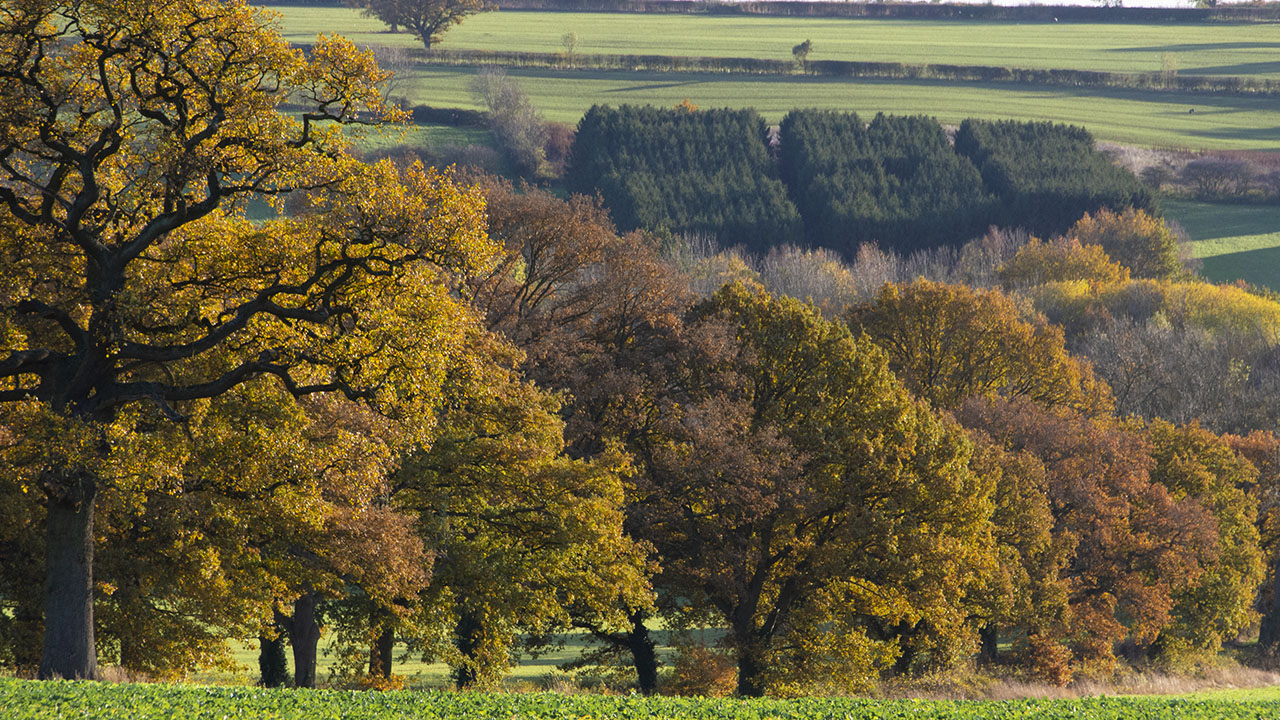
[847,280,1112,416]
[954,120,1156,238]
[566,105,802,253]
[639,283,997,695]
[778,111,994,253]
[0,0,493,680]
[957,399,1216,672]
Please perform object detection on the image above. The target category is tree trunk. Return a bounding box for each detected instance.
[625,611,658,695]
[978,625,999,665]
[260,612,291,688]
[38,477,98,680]
[289,591,321,688]
[735,638,767,698]
[369,624,394,679]
[454,610,481,689]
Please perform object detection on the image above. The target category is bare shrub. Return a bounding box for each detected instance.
[543,122,575,177]
[1181,156,1257,199]
[368,44,414,107]
[470,67,548,178]
[759,245,858,317]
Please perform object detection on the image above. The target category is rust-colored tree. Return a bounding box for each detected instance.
[958,398,1215,673]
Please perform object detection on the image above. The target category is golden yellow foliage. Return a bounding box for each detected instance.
[1068,208,1182,280]
[999,236,1130,289]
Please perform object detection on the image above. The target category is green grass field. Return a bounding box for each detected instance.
[392,66,1280,150]
[192,626,701,688]
[347,123,491,156]
[274,8,1280,79]
[1163,198,1280,289]
[267,7,1280,150]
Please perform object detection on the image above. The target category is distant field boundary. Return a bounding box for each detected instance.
[260,0,1280,23]
[492,0,1280,22]
[313,44,1280,98]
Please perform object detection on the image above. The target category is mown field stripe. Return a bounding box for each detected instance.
[270,7,1280,79]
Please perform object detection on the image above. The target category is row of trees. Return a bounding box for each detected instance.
[567,106,1156,257]
[4,0,1279,697]
[447,193,1279,692]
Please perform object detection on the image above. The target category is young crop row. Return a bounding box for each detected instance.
[3,679,1279,720]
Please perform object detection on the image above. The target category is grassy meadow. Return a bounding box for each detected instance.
[270,7,1280,151]
[192,627,699,688]
[350,123,490,156]
[275,8,1280,79]
[390,67,1279,150]
[1164,198,1280,289]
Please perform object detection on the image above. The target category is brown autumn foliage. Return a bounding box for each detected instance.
[957,398,1215,673]
[1068,208,1183,280]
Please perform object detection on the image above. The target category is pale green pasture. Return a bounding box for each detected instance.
[1163,198,1280,289]
[273,7,1280,79]
[395,67,1280,150]
[348,123,492,155]
[1177,685,1280,701]
[192,628,692,688]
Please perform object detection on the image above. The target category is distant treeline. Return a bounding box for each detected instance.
[566,106,1154,254]
[490,0,1280,22]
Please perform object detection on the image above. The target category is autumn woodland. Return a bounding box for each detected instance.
[6,0,1280,706]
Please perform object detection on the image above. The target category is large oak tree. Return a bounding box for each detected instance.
[0,0,493,680]
[647,284,998,695]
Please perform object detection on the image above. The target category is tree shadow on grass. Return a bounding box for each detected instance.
[1180,61,1280,77]
[1186,126,1280,144]
[1201,245,1280,291]
[1112,42,1280,53]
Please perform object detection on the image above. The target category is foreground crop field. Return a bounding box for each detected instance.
[274,8,1280,79]
[7,678,1280,720]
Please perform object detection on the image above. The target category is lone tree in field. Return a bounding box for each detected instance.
[0,0,493,680]
[349,0,490,50]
